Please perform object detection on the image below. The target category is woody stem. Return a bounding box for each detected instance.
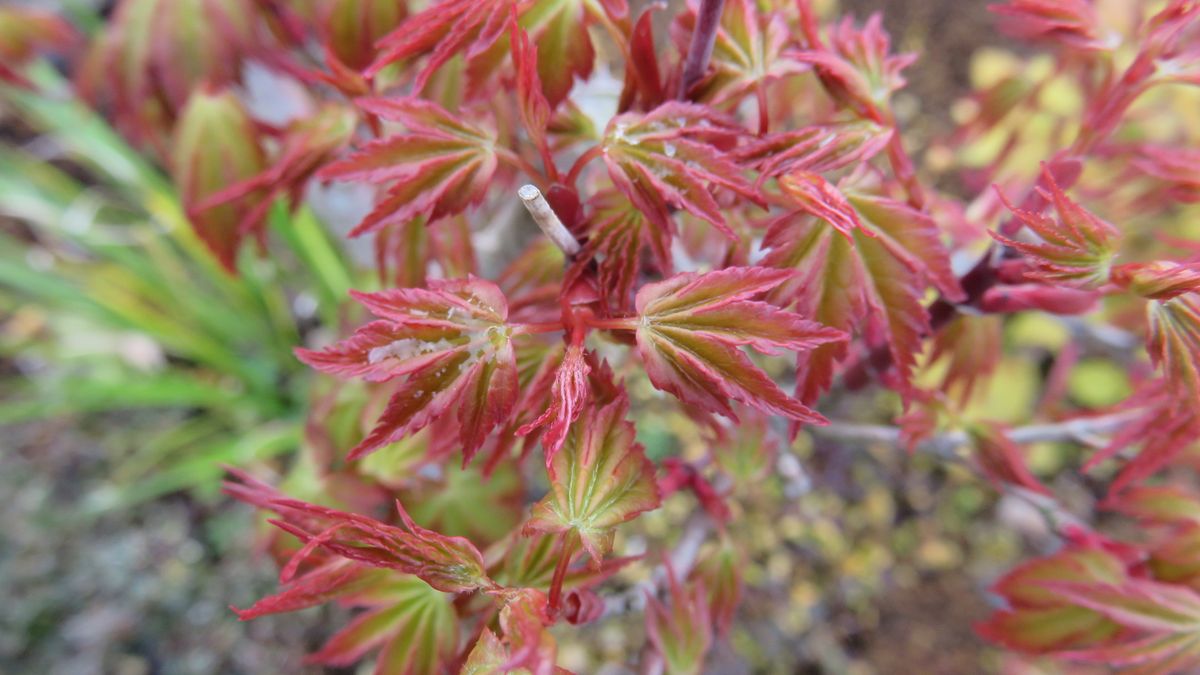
[680,0,725,99]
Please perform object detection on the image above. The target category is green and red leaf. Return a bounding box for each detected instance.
[993,165,1120,289]
[523,396,661,561]
[763,190,963,402]
[671,0,805,115]
[601,102,761,253]
[645,567,713,675]
[308,574,458,674]
[297,277,518,462]
[634,266,845,422]
[171,88,267,273]
[320,98,499,236]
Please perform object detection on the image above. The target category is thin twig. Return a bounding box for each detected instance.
[518,184,581,255]
[810,409,1141,459]
[602,512,712,619]
[680,0,725,99]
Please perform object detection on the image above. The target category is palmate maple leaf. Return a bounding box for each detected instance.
[1107,262,1200,408]
[993,166,1121,289]
[1044,579,1200,673]
[791,11,916,123]
[369,0,623,106]
[600,102,763,266]
[296,277,518,463]
[762,189,964,402]
[633,266,845,423]
[735,119,893,180]
[224,470,495,595]
[318,98,499,237]
[670,0,805,129]
[644,568,713,675]
[523,395,661,562]
[976,542,1128,654]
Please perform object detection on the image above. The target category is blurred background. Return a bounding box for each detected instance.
[0,0,1169,673]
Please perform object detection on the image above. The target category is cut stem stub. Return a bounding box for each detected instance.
[518,184,581,256]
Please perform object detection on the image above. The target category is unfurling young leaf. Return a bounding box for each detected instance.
[517,343,592,465]
[993,165,1121,289]
[1145,292,1200,406]
[297,277,518,462]
[171,88,267,273]
[634,266,845,423]
[321,0,407,71]
[523,396,661,562]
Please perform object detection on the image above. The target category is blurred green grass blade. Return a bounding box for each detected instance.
[0,370,254,425]
[86,423,302,511]
[270,204,354,325]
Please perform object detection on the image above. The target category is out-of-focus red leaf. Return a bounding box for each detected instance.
[970,423,1052,496]
[1084,383,1200,494]
[645,566,713,675]
[1135,145,1200,203]
[1112,262,1200,300]
[689,537,743,637]
[196,103,357,244]
[976,543,1127,654]
[79,0,269,144]
[763,191,963,403]
[319,98,499,236]
[926,315,1003,404]
[0,6,78,87]
[321,0,407,71]
[993,165,1121,289]
[171,88,268,273]
[979,284,1099,315]
[988,0,1111,51]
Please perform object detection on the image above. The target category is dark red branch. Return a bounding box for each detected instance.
[680,0,725,99]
